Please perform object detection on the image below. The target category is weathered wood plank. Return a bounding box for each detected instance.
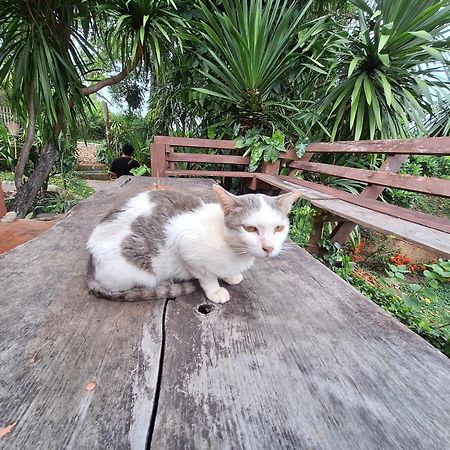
[314,198,450,257]
[0,177,214,450]
[165,169,256,178]
[256,174,450,234]
[288,161,450,197]
[154,136,236,149]
[167,152,250,165]
[150,143,167,177]
[306,136,450,154]
[150,243,450,449]
[330,154,409,243]
[255,175,450,256]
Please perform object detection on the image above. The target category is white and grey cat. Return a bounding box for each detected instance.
[87,184,302,303]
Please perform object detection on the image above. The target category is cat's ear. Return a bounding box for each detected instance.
[276,190,303,215]
[213,184,241,215]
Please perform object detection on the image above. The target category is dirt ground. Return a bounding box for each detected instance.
[76,142,98,164]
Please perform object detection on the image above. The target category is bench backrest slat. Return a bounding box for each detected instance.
[154,135,237,149]
[166,152,250,165]
[305,136,450,154]
[289,160,450,198]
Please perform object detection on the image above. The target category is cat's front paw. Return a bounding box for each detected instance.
[207,287,230,304]
[223,273,243,285]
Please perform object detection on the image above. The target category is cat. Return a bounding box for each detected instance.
[87,184,302,304]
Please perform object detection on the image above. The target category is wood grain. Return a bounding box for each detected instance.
[330,154,409,243]
[165,169,256,178]
[167,152,250,165]
[150,243,450,449]
[256,174,450,234]
[0,177,215,450]
[288,161,450,197]
[150,143,167,177]
[154,136,237,149]
[307,136,450,154]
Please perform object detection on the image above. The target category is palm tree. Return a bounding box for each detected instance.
[0,0,185,217]
[321,0,450,140]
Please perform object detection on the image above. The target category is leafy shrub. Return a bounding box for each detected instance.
[0,122,15,170]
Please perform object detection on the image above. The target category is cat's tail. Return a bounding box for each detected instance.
[87,255,199,302]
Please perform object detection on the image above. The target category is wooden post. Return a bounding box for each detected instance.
[307,211,328,256]
[151,143,167,177]
[331,154,409,244]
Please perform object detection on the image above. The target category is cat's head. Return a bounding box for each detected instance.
[213,184,302,258]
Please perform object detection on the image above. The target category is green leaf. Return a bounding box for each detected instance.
[193,88,231,100]
[409,31,433,41]
[428,279,439,289]
[363,75,372,105]
[402,295,421,309]
[378,53,390,66]
[348,57,362,77]
[249,143,265,172]
[264,145,279,163]
[377,71,393,106]
[378,34,390,53]
[421,45,445,62]
[272,130,285,146]
[295,139,309,158]
[409,284,422,293]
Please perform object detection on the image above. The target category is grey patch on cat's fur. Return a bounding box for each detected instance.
[121,190,203,273]
[224,194,263,230]
[100,208,126,223]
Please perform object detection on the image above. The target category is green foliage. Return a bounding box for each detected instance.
[95,142,117,167]
[79,98,106,141]
[321,0,450,140]
[423,260,450,288]
[0,122,15,170]
[99,0,185,82]
[130,164,151,176]
[194,0,318,132]
[235,128,285,171]
[289,200,314,248]
[317,241,450,356]
[28,173,94,217]
[0,0,94,140]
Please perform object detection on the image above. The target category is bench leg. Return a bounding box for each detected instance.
[330,221,355,245]
[307,211,328,255]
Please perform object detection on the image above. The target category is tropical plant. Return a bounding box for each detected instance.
[320,0,450,140]
[0,0,185,217]
[194,0,321,133]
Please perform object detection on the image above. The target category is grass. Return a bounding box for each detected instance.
[417,282,450,332]
[288,204,450,357]
[1,170,94,216]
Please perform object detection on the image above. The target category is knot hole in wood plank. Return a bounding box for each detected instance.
[197,303,215,316]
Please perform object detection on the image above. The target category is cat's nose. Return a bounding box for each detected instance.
[262,246,274,254]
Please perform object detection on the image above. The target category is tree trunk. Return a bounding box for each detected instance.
[9,142,57,218]
[15,82,36,189]
[9,44,145,217]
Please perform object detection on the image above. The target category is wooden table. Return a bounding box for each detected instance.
[1,177,449,449]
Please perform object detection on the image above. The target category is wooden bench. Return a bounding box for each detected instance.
[151,136,450,258]
[1,176,449,449]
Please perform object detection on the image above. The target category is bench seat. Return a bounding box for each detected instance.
[256,173,450,258]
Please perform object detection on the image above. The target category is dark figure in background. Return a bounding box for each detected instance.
[110,143,140,178]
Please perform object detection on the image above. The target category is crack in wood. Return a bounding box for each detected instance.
[146,298,170,450]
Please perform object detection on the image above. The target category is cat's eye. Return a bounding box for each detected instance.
[243,225,258,233]
[275,225,285,233]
